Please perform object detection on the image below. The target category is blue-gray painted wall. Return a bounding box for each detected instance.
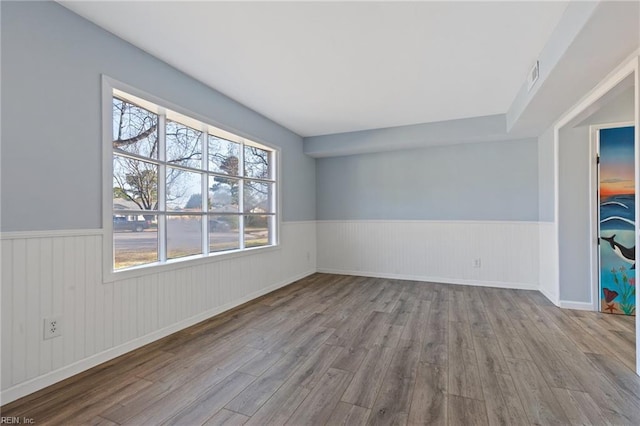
[0,1,315,231]
[538,126,555,223]
[304,114,514,158]
[316,139,539,221]
[558,125,591,302]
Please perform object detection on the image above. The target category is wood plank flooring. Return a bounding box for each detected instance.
[2,273,639,425]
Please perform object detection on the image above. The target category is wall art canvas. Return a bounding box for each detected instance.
[599,126,635,315]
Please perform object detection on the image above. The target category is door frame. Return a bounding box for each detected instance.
[589,121,635,312]
[553,52,639,374]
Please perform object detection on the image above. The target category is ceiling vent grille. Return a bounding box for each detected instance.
[527,60,540,92]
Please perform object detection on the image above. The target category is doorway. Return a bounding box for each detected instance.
[554,54,639,373]
[596,124,636,315]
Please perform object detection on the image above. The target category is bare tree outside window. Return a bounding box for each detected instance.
[244,146,271,179]
[110,93,276,271]
[113,97,158,158]
[166,120,202,168]
[112,98,160,268]
[112,98,159,213]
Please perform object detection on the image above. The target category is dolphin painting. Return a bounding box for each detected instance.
[601,234,636,269]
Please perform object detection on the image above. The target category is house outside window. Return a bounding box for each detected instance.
[106,84,277,275]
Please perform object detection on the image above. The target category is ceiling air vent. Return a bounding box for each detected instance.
[527,60,540,92]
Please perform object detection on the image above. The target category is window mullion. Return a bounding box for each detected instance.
[158,113,167,262]
[110,88,277,275]
[239,142,245,250]
[271,175,276,245]
[201,131,209,256]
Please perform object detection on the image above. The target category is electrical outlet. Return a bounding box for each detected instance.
[43,317,62,340]
[473,258,482,268]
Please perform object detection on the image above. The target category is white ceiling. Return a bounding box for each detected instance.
[60,1,568,137]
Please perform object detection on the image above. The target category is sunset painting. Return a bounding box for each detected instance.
[599,126,635,315]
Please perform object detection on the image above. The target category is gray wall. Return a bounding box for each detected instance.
[537,126,555,222]
[580,87,634,125]
[317,139,539,221]
[558,125,592,302]
[0,1,315,231]
[304,114,514,158]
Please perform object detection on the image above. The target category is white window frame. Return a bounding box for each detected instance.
[102,76,280,283]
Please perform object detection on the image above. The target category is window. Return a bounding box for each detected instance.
[108,87,277,272]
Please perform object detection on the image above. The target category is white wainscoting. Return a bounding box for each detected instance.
[538,221,560,305]
[317,220,540,290]
[0,221,316,404]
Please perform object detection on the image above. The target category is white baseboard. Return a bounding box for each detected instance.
[316,268,538,291]
[559,300,595,311]
[0,270,314,406]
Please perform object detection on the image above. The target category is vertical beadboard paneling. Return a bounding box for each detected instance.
[104,280,114,351]
[143,274,153,336]
[168,270,178,326]
[95,257,106,353]
[0,221,316,404]
[62,237,75,367]
[539,222,559,304]
[73,236,86,363]
[135,275,144,339]
[12,238,27,385]
[317,220,539,289]
[114,279,124,346]
[84,236,96,359]
[38,238,53,376]
[25,238,40,381]
[1,240,14,390]
[120,278,132,344]
[51,238,64,372]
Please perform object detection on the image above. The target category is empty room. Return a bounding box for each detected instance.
[2,0,640,424]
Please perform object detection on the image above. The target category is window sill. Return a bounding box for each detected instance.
[103,243,280,283]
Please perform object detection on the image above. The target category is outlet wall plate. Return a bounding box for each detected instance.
[43,317,62,340]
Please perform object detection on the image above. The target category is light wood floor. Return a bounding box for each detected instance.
[2,273,639,425]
